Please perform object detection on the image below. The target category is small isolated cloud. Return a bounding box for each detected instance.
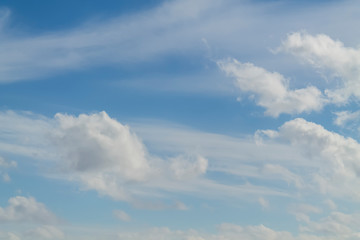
[258,197,269,209]
[113,210,131,222]
[279,32,360,104]
[0,196,59,224]
[0,156,16,168]
[25,225,64,240]
[170,155,208,180]
[2,173,10,182]
[217,58,325,117]
[174,201,189,211]
[0,156,16,183]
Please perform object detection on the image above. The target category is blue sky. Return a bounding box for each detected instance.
[1,0,360,239]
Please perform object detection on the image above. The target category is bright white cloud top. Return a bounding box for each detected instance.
[1,0,360,239]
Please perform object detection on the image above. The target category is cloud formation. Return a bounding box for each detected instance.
[261,118,360,199]
[218,58,325,117]
[0,196,59,224]
[279,32,360,104]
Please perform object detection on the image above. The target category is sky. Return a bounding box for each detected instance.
[1,0,360,239]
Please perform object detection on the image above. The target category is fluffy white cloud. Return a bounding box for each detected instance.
[25,225,64,240]
[279,32,360,104]
[261,118,360,199]
[50,111,212,201]
[0,196,59,224]
[0,111,306,203]
[52,111,150,181]
[217,58,325,117]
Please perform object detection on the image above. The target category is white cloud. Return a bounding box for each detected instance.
[258,197,269,209]
[288,203,322,223]
[170,155,208,180]
[217,58,325,117]
[261,118,360,200]
[113,209,131,222]
[0,111,290,204]
[279,32,360,104]
[0,111,55,160]
[0,196,59,224]
[25,226,64,240]
[0,156,16,168]
[52,111,150,181]
[333,110,360,127]
[2,173,10,182]
[299,211,360,238]
[50,111,214,202]
[0,0,357,88]
[0,156,16,182]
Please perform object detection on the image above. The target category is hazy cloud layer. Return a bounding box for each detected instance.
[25,225,64,240]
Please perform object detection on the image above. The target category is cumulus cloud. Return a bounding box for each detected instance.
[217,58,325,117]
[279,32,360,104]
[0,110,311,203]
[0,111,216,203]
[261,118,360,199]
[25,226,64,240]
[50,111,152,201]
[0,196,59,224]
[49,111,212,202]
[52,111,151,181]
